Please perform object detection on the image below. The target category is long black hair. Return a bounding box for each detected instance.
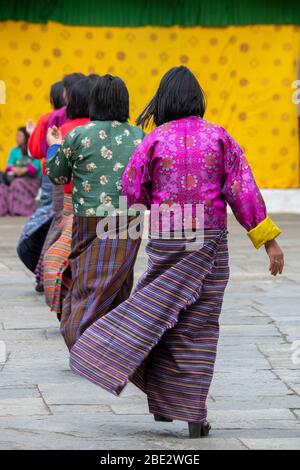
[50,81,64,110]
[136,66,206,129]
[89,74,129,122]
[17,126,29,156]
[66,78,90,120]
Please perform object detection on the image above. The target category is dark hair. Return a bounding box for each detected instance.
[50,81,64,109]
[87,73,100,85]
[63,73,86,100]
[89,74,129,122]
[136,66,206,129]
[17,126,29,155]
[66,78,90,120]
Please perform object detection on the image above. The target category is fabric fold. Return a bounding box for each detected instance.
[60,215,141,350]
[247,216,282,249]
[43,194,73,314]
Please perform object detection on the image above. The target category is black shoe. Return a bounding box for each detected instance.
[154,414,173,422]
[188,421,211,439]
[35,283,44,293]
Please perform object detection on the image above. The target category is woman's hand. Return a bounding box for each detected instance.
[265,239,284,276]
[26,120,35,135]
[47,126,62,146]
[11,166,24,177]
[11,166,28,177]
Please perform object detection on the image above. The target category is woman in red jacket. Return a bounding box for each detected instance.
[33,73,86,291]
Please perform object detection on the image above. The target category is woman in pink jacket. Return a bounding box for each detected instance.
[69,66,284,439]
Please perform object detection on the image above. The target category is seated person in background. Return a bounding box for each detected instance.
[0,126,42,217]
[16,80,65,283]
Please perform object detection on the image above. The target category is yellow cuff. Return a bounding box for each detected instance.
[247,216,282,249]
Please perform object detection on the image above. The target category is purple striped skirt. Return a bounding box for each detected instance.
[70,229,230,423]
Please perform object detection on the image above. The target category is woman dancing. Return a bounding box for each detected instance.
[69,66,284,438]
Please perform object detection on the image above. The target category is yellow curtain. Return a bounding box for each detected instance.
[0,21,299,188]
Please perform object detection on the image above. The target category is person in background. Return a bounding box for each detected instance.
[43,77,92,317]
[33,72,86,292]
[0,127,41,217]
[46,74,144,350]
[69,66,284,439]
[16,82,65,285]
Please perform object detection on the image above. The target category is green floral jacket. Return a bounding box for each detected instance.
[46,120,144,216]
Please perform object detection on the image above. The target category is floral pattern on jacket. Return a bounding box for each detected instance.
[46,120,144,216]
[121,116,267,230]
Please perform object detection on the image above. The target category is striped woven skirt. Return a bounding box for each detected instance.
[70,229,230,423]
[0,176,41,217]
[60,215,142,350]
[43,194,73,314]
[35,185,64,286]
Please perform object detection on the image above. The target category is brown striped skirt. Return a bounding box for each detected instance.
[70,229,230,423]
[60,215,142,350]
[43,194,73,315]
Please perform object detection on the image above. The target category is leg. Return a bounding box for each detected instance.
[43,212,73,313]
[143,240,229,429]
[154,414,173,422]
[145,307,220,423]
[17,219,52,273]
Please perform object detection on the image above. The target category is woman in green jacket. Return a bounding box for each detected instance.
[46,75,144,349]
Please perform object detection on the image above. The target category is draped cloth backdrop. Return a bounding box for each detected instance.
[0,2,299,188]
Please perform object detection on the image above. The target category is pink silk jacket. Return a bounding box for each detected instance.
[121,116,281,248]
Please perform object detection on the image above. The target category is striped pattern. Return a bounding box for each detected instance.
[35,185,64,286]
[60,215,141,350]
[0,176,41,217]
[70,229,229,423]
[43,194,73,314]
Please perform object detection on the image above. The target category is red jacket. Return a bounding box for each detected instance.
[28,112,51,175]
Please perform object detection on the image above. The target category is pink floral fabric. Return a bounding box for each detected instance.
[121,116,267,231]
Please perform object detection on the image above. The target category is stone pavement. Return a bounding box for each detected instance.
[0,214,300,450]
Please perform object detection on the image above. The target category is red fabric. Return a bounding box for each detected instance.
[60,118,90,194]
[28,112,51,175]
[60,118,89,139]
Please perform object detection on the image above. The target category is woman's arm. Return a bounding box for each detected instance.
[26,158,42,177]
[222,130,284,275]
[6,147,18,169]
[121,137,153,209]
